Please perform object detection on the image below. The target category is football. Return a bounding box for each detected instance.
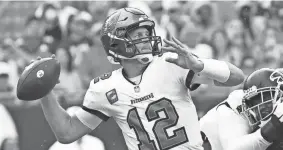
[17,56,61,101]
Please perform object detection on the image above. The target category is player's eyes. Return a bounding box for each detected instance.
[262,92,273,101]
[247,94,261,107]
[134,32,149,38]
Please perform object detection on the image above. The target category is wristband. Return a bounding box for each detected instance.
[198,59,230,83]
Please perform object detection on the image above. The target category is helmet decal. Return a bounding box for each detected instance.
[270,69,283,85]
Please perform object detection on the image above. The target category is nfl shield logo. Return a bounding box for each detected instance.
[106,89,118,104]
[134,86,140,93]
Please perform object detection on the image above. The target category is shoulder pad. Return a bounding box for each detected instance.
[216,90,244,111]
[227,90,244,106]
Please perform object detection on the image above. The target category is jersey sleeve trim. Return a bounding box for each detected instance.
[82,106,110,121]
[216,101,231,110]
[201,131,209,143]
[217,100,243,114]
[185,70,201,91]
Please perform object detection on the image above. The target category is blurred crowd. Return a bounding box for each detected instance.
[1,1,283,150]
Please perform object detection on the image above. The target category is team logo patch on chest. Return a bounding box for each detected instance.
[131,93,154,104]
[106,89,118,104]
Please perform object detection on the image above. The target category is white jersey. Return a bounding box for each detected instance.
[76,55,203,150]
[199,90,271,150]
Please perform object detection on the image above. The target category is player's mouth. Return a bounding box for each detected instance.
[141,58,149,62]
[140,45,152,53]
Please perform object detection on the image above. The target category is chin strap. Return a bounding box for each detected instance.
[107,51,154,65]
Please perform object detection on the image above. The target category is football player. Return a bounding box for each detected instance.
[40,8,244,150]
[200,68,283,150]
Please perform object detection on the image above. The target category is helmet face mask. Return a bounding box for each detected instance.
[122,21,161,57]
[101,8,162,64]
[241,69,283,127]
[242,86,280,126]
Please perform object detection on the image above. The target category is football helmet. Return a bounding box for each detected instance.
[241,68,283,126]
[100,7,162,64]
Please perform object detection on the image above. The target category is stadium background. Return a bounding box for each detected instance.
[0,1,283,150]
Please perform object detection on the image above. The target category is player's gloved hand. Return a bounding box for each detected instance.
[261,102,283,143]
[161,37,204,73]
[24,56,42,72]
[29,54,56,64]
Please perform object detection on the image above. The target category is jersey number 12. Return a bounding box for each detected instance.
[127,98,188,150]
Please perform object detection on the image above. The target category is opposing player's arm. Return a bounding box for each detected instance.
[217,105,271,150]
[188,59,245,87]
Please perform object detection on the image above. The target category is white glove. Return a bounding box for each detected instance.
[273,102,283,122]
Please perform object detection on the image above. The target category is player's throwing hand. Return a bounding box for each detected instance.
[161,37,204,72]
